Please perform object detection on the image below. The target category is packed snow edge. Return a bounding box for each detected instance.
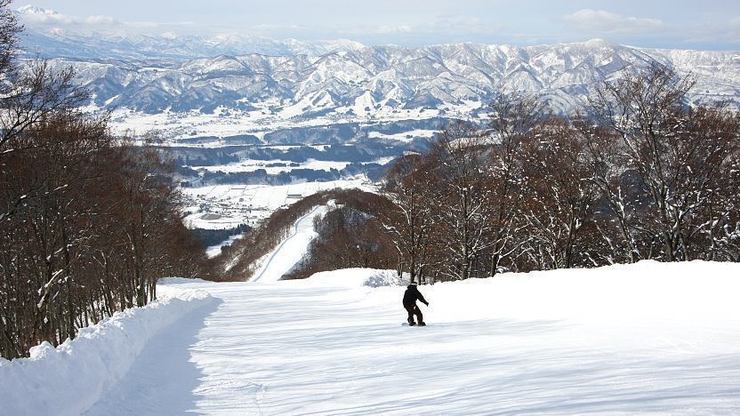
[0,282,217,416]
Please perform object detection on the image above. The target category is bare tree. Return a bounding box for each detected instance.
[0,62,87,157]
[518,117,598,269]
[484,92,544,274]
[0,0,206,357]
[588,64,739,261]
[383,154,439,283]
[431,122,496,280]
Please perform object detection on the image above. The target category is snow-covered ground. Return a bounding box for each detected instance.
[110,106,457,142]
[0,284,217,416]
[5,261,740,415]
[367,129,439,143]
[193,159,352,174]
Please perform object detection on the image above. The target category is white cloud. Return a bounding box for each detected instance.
[341,15,498,38]
[85,15,117,25]
[16,5,203,38]
[17,5,181,36]
[564,9,663,34]
[374,25,413,34]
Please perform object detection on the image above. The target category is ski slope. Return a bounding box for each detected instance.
[250,204,329,282]
[5,261,740,415]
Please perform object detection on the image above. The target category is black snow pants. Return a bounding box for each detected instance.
[404,303,423,325]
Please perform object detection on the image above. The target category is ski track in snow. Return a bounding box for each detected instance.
[250,204,328,283]
[77,262,740,415]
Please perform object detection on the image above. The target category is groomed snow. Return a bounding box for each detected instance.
[0,283,218,416]
[6,261,732,415]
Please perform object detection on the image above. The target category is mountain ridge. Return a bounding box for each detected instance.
[52,41,737,118]
[16,7,740,125]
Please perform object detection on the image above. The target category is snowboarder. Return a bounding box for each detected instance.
[403,283,429,326]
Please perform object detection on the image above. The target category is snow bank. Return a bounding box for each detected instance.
[291,268,404,288]
[0,283,217,416]
[417,260,740,326]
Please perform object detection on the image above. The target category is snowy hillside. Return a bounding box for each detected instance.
[17,7,739,177]
[15,6,740,151]
[4,261,740,415]
[65,42,738,118]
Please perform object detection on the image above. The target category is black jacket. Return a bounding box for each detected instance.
[403,285,428,307]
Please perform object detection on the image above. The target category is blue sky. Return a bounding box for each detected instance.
[20,0,740,49]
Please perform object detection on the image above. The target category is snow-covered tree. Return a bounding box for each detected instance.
[518,117,598,269]
[383,154,439,283]
[587,64,740,262]
[430,123,497,280]
[483,93,544,274]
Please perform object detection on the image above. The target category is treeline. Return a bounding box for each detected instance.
[0,1,205,359]
[384,64,740,283]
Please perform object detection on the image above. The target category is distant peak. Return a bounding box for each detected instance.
[16,5,58,15]
[583,38,611,48]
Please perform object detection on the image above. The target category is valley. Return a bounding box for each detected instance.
[19,7,740,252]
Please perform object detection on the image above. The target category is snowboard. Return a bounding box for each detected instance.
[402,322,427,327]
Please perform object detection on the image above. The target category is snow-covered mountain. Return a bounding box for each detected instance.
[21,30,366,62]
[16,5,365,61]
[16,6,739,129]
[39,40,739,119]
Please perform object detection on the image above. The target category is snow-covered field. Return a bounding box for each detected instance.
[4,261,740,415]
[367,129,439,143]
[111,106,458,142]
[193,159,352,174]
[182,178,376,229]
[205,234,244,258]
[194,158,395,175]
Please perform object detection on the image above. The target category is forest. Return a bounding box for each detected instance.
[0,1,205,359]
[384,65,740,283]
